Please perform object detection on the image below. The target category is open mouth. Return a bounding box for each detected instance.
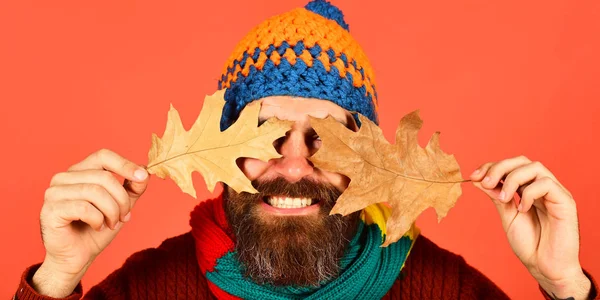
[262,196,321,209]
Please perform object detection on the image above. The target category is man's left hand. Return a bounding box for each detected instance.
[470,156,591,299]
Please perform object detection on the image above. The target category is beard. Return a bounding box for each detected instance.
[223,177,360,287]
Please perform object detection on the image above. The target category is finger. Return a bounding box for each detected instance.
[500,161,557,205]
[50,170,132,222]
[480,155,532,190]
[469,162,494,181]
[45,184,121,229]
[519,177,575,215]
[48,200,105,231]
[68,149,148,183]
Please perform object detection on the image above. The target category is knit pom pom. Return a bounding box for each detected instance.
[305,0,349,31]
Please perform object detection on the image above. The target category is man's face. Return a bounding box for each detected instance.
[223,96,361,286]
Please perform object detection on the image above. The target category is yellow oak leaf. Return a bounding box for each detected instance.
[147,89,293,198]
[309,111,464,246]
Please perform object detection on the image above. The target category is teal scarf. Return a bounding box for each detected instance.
[200,202,419,299]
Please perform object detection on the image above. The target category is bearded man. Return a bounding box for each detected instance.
[14,0,598,299]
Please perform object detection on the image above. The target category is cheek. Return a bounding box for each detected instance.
[321,170,350,192]
[238,158,270,180]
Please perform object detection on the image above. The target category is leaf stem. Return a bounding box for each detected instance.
[402,178,472,184]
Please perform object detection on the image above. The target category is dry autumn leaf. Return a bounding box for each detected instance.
[147,89,293,198]
[309,111,464,246]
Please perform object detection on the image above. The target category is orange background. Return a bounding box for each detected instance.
[1,0,599,298]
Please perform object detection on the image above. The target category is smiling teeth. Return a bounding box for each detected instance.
[268,197,313,208]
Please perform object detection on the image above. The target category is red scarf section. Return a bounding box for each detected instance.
[189,196,240,300]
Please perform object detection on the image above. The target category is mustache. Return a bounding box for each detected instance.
[248,177,342,205]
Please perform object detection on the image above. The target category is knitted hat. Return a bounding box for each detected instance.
[218,0,378,130]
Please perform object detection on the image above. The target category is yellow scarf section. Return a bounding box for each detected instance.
[360,203,420,269]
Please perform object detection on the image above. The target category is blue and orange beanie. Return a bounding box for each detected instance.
[218,0,379,130]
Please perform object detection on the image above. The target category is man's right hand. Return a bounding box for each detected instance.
[31,149,149,298]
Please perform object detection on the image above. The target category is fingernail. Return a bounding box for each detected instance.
[498,191,505,201]
[470,169,480,177]
[100,223,105,231]
[518,202,523,212]
[134,169,148,181]
[483,176,491,183]
[123,212,131,222]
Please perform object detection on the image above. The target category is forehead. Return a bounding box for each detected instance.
[257,96,353,125]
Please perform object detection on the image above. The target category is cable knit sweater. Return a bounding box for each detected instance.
[14,233,598,299]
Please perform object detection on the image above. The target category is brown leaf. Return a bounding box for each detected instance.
[147,89,293,198]
[309,111,464,246]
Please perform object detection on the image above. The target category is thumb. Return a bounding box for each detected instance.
[124,168,149,206]
[472,180,504,202]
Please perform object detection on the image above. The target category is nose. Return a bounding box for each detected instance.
[271,130,314,182]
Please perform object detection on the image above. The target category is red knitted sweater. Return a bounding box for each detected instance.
[15,233,598,299]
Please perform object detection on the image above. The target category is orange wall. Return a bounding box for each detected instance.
[1,0,599,298]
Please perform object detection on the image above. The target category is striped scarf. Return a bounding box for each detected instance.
[190,196,419,299]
